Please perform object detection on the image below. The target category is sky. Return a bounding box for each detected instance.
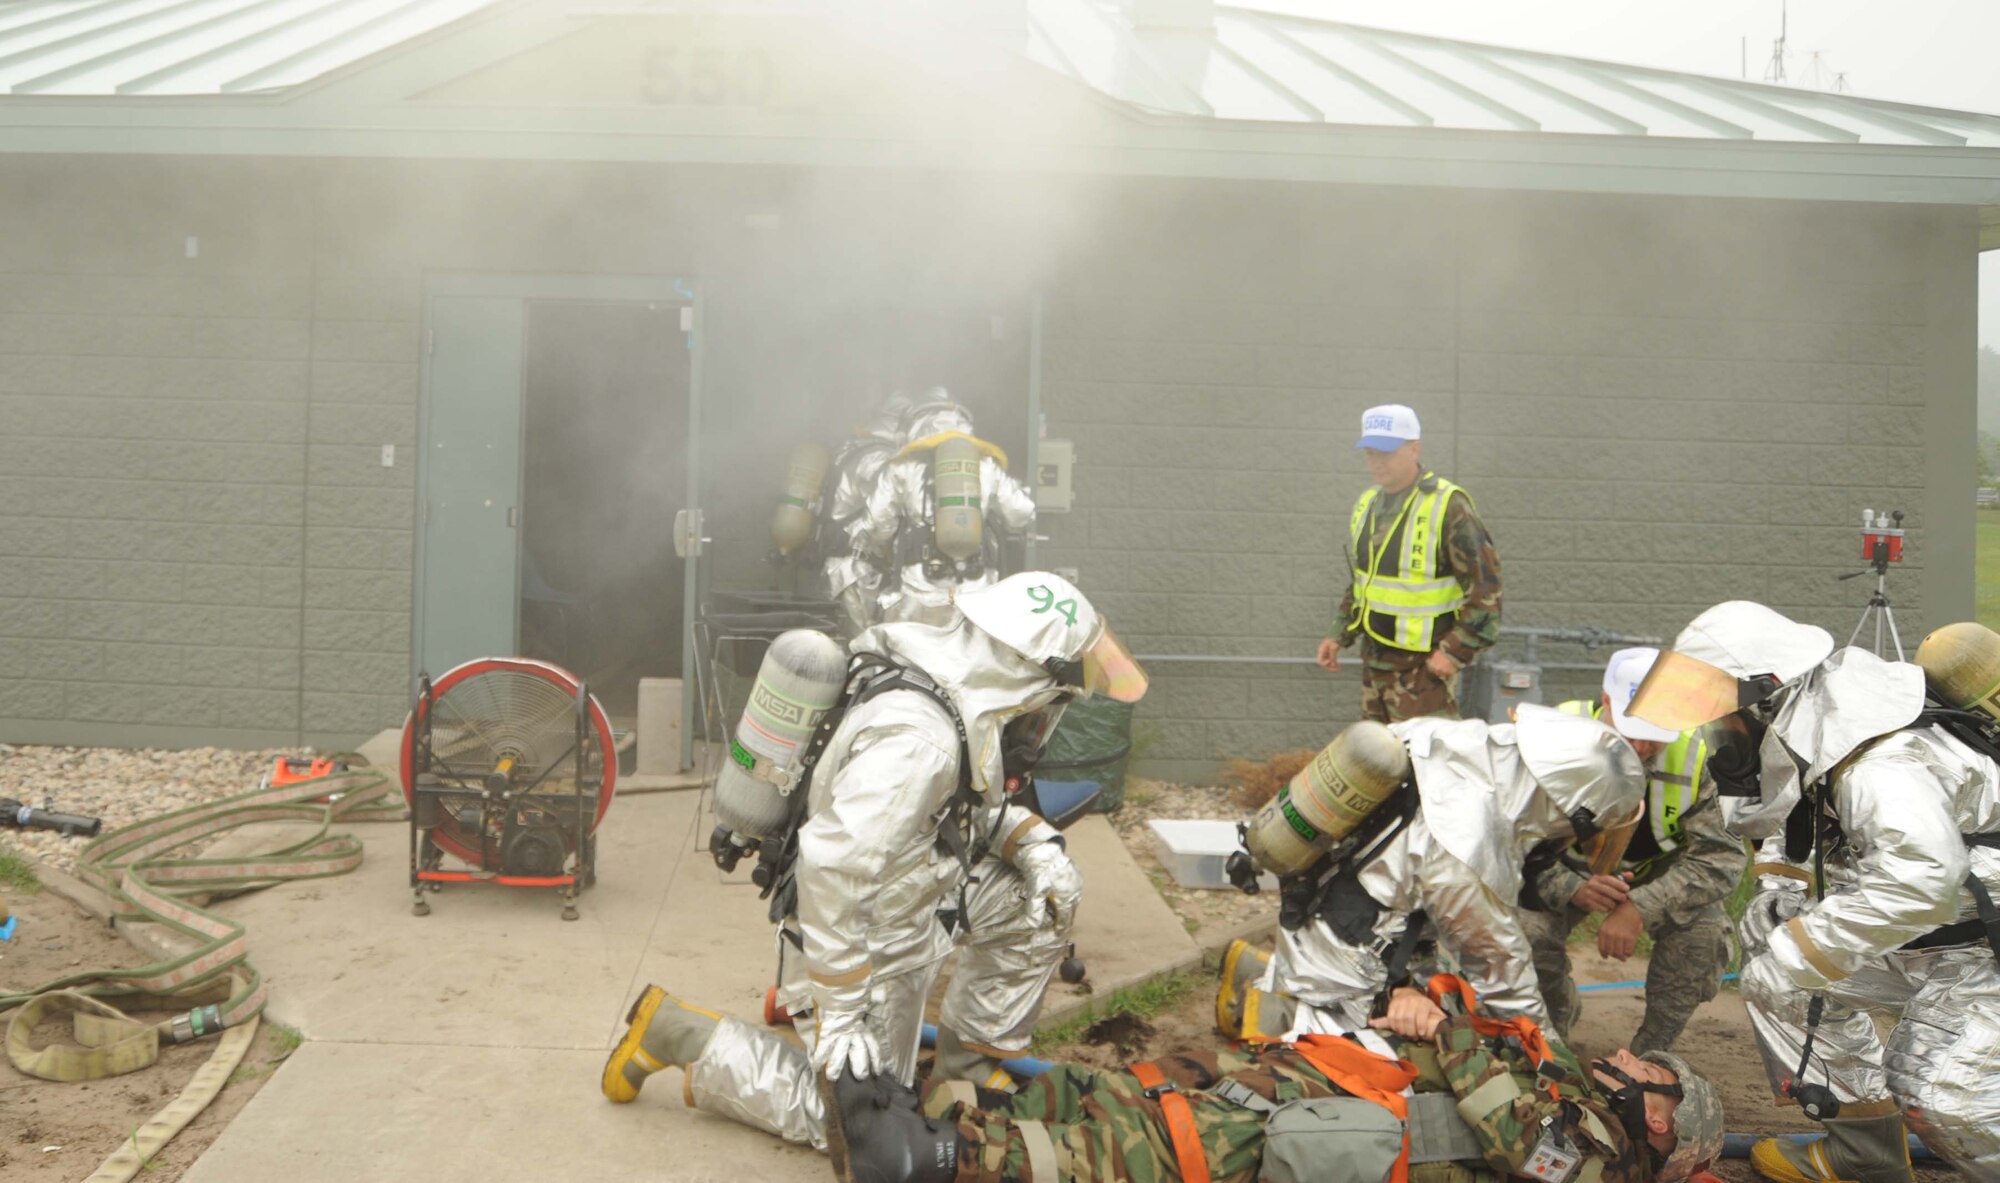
[1251,0,2000,348]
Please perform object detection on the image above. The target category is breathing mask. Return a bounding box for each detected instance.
[1002,702,1069,783]
[1702,713,1767,799]
[1592,1058,1680,1152]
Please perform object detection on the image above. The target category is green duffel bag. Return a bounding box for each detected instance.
[1259,1095,1403,1183]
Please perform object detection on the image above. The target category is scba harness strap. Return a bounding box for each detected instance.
[763,651,991,934]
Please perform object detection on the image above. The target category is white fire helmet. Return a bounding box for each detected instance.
[1513,703,1647,838]
[954,572,1148,704]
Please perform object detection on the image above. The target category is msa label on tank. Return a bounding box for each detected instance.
[749,680,812,727]
[1279,796,1321,843]
[729,738,756,771]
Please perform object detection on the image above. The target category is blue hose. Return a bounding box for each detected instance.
[1577,972,1738,994]
[920,1023,1052,1079]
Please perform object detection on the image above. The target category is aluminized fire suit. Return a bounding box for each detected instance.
[683,586,1101,1149]
[822,398,908,636]
[1260,705,1648,1037]
[855,401,1037,627]
[1648,604,2000,1182]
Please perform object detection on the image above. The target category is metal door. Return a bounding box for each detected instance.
[416,295,525,678]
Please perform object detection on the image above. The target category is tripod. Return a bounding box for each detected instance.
[1838,541,1903,660]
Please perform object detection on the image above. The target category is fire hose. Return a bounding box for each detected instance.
[0,766,400,1181]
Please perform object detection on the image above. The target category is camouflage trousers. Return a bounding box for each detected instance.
[921,1046,1487,1183]
[1518,902,1730,1056]
[1358,643,1461,725]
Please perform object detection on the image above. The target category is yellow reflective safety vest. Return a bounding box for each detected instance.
[1554,700,1708,881]
[1348,474,1470,652]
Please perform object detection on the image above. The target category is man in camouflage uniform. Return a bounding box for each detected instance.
[1518,650,1745,1055]
[831,975,1721,1183]
[1319,404,1502,723]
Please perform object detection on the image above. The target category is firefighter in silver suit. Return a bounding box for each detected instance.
[1218,704,1648,1044]
[821,394,908,636]
[602,573,1147,1151]
[854,396,1038,627]
[1628,602,2000,1183]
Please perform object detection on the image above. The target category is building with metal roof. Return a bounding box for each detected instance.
[0,0,1985,776]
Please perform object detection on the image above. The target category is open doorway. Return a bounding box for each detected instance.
[518,299,688,717]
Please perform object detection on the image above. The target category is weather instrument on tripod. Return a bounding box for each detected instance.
[1838,508,1906,659]
[400,658,618,920]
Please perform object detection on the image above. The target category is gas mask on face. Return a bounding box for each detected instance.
[1001,702,1069,783]
[1000,699,1105,831]
[1703,713,1767,800]
[1592,1058,1680,1153]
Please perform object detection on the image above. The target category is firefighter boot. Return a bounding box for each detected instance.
[1216,939,1294,1041]
[601,985,723,1103]
[1750,1103,1916,1183]
[933,1025,1014,1092]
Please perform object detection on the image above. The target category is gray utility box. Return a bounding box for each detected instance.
[1461,660,1543,723]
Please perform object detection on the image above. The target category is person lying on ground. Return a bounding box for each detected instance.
[606,970,1721,1183]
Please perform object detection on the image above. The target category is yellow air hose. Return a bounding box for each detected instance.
[0,765,402,1180]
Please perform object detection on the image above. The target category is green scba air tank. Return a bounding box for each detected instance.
[1245,721,1411,877]
[771,443,829,556]
[932,436,984,562]
[714,629,848,841]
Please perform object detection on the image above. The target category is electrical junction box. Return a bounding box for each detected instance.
[1461,660,1542,723]
[1036,438,1074,512]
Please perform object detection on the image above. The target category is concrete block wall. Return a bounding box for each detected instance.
[0,160,1976,772]
[0,158,425,748]
[0,158,320,746]
[1038,186,1973,782]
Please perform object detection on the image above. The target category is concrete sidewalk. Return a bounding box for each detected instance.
[166,772,1196,1183]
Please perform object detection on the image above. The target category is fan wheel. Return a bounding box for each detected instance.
[400,658,618,872]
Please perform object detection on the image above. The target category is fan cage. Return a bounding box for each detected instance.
[400,657,618,873]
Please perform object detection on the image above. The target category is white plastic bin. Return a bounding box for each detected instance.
[1146,819,1275,891]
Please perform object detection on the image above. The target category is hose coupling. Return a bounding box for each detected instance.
[167,1004,227,1044]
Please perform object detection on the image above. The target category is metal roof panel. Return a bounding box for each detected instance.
[1,0,1999,166]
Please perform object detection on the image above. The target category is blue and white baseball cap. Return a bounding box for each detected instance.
[1603,647,1679,743]
[1355,404,1420,452]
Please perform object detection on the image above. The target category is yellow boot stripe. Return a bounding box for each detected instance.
[602,985,668,1104]
[634,1047,665,1073]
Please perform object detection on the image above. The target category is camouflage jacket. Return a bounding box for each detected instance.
[1334,478,1503,666]
[1430,1014,1649,1183]
[1528,782,1742,931]
[925,1002,1651,1183]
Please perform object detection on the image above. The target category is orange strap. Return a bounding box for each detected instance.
[1292,1036,1420,1183]
[1128,1061,1214,1183]
[1422,973,1561,1098]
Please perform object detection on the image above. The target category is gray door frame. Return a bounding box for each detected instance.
[413,273,703,741]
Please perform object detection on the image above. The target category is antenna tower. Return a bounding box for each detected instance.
[1763,0,1788,83]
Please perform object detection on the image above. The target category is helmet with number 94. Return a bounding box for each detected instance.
[954,572,1148,705]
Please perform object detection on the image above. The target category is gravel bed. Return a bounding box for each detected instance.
[1105,777,1275,943]
[0,744,313,874]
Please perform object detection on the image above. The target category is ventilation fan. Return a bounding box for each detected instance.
[400,658,617,920]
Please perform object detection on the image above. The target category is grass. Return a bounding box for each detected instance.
[0,846,42,894]
[1978,515,2000,631]
[1030,968,1204,1056]
[226,1019,304,1086]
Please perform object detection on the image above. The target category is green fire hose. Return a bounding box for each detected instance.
[0,765,401,1180]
